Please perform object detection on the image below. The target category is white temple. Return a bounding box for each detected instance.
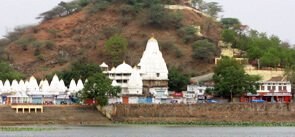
[101,37,169,98]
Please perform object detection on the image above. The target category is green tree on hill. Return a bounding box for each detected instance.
[222,29,237,44]
[213,57,260,102]
[105,35,128,65]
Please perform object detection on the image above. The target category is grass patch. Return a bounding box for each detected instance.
[0,127,56,132]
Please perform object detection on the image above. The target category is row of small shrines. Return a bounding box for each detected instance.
[0,74,84,95]
[0,74,85,105]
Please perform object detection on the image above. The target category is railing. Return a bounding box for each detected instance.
[11,105,43,113]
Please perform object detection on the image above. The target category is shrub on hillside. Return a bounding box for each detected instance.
[192,39,217,63]
[101,27,121,39]
[177,26,198,43]
[166,11,183,28]
[4,26,31,41]
[78,0,90,7]
[88,0,110,13]
[43,40,55,50]
[146,3,165,27]
[0,38,10,48]
[15,36,36,51]
[160,41,183,58]
[37,54,45,61]
[32,41,43,48]
[47,29,61,38]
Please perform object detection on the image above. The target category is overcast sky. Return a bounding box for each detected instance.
[0,0,294,44]
[0,0,71,37]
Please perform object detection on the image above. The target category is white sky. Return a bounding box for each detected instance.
[0,0,294,44]
[0,0,71,37]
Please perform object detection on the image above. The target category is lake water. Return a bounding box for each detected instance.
[1,126,295,137]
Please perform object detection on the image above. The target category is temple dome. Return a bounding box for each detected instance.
[0,80,3,93]
[11,80,19,92]
[100,62,109,68]
[115,61,133,74]
[69,79,77,93]
[49,74,61,94]
[39,80,44,87]
[28,76,40,93]
[40,80,50,93]
[3,80,11,93]
[19,80,27,95]
[109,67,116,73]
[127,68,143,95]
[128,68,143,88]
[59,79,67,92]
[77,79,84,91]
[24,81,29,90]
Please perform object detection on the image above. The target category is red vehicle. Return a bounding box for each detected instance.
[84,99,96,105]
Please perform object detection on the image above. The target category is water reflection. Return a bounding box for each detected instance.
[1,125,295,137]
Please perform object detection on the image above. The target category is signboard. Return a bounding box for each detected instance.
[173,92,183,97]
[198,95,206,100]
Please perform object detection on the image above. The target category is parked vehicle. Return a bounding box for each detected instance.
[251,99,265,103]
[207,99,218,103]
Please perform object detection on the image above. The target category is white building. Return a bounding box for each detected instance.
[244,76,292,103]
[186,84,213,103]
[101,37,169,103]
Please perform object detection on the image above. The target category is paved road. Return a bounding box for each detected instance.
[190,73,214,83]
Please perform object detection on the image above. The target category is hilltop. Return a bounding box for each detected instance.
[3,0,222,79]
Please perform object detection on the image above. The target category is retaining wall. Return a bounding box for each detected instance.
[112,103,295,123]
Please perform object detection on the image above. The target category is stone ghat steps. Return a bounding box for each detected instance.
[0,105,110,125]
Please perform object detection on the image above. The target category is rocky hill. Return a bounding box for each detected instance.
[4,1,222,79]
